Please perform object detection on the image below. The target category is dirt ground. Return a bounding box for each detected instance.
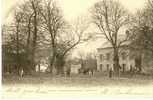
[2,72,153,99]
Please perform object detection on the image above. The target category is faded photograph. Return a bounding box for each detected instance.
[2,0,153,99]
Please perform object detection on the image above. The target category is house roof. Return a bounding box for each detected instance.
[97,41,130,51]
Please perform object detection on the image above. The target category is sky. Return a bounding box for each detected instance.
[60,0,146,20]
[2,0,146,23]
[2,0,146,56]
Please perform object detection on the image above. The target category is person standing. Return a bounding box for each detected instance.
[19,68,24,78]
[109,67,113,78]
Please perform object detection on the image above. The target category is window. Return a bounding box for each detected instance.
[107,64,109,71]
[113,64,115,70]
[106,53,110,61]
[100,54,104,61]
[122,64,126,72]
[100,64,103,71]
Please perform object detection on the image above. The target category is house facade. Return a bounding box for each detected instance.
[97,46,136,72]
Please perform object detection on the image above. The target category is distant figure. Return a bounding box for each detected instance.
[89,69,94,76]
[130,66,137,77]
[109,68,113,78]
[66,68,71,77]
[130,65,133,72]
[19,68,24,78]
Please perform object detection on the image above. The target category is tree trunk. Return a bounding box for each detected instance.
[38,64,40,72]
[113,48,120,77]
[16,22,21,76]
[55,55,65,75]
[56,65,64,75]
[135,55,142,73]
[31,6,38,72]
[50,46,56,73]
[26,15,32,74]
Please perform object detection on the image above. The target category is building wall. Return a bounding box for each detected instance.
[70,64,82,74]
[141,52,153,73]
[97,47,135,72]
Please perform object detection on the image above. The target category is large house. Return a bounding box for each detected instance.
[97,44,137,72]
[97,42,153,73]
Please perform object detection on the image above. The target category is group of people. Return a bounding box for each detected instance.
[78,68,95,75]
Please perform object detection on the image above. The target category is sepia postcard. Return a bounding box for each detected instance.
[1,0,153,99]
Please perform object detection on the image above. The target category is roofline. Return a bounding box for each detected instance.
[97,45,129,51]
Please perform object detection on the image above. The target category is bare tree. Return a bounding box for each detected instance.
[91,0,130,76]
[15,1,36,73]
[11,0,44,73]
[59,17,90,57]
[28,0,42,71]
[128,0,153,72]
[13,9,26,75]
[148,0,153,12]
[40,0,65,73]
[145,0,153,26]
[2,8,27,75]
[54,17,91,74]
